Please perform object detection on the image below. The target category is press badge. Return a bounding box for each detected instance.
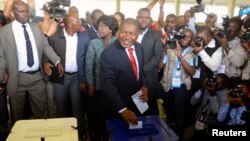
[175,70,181,77]
[193,68,201,78]
[172,77,181,88]
[172,70,181,88]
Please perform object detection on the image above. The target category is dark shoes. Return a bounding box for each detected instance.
[79,129,87,140]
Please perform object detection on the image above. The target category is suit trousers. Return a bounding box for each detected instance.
[9,71,46,124]
[46,81,55,118]
[53,73,84,120]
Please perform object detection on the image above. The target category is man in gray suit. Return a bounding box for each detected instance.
[136,8,163,115]
[0,1,64,124]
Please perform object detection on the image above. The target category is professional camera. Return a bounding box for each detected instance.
[205,76,216,87]
[216,15,230,39]
[240,19,250,42]
[165,31,185,49]
[191,0,205,13]
[43,0,71,19]
[194,36,204,47]
[229,86,243,98]
[0,82,6,89]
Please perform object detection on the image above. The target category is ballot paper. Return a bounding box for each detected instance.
[131,90,149,114]
[129,121,142,129]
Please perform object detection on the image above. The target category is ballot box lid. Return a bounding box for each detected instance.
[106,115,179,141]
[6,117,78,141]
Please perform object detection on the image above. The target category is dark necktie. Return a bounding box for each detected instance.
[22,24,34,67]
[128,48,138,80]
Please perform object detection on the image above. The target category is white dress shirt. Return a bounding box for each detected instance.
[12,20,39,72]
[198,38,223,72]
[64,28,78,73]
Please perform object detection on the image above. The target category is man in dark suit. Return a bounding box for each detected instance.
[100,18,148,125]
[136,8,163,115]
[0,1,64,124]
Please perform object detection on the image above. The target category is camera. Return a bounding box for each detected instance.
[216,15,229,39]
[240,19,250,42]
[165,31,185,49]
[194,36,204,47]
[43,0,71,19]
[229,86,243,98]
[205,76,216,87]
[0,82,6,89]
[191,0,205,13]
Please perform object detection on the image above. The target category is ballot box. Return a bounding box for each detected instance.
[106,115,179,141]
[6,117,78,141]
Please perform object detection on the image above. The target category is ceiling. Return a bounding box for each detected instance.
[140,0,250,6]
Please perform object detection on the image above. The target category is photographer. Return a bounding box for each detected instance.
[160,28,196,140]
[241,35,250,80]
[184,73,228,141]
[217,16,248,88]
[193,26,223,79]
[240,15,250,80]
[217,80,250,125]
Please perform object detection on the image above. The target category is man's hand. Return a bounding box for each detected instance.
[79,82,87,92]
[174,42,183,59]
[43,62,53,76]
[87,86,95,96]
[2,72,8,83]
[140,86,148,102]
[218,35,228,48]
[121,109,138,125]
[56,62,64,77]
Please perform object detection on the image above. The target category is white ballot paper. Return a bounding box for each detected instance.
[131,90,149,114]
[129,121,143,129]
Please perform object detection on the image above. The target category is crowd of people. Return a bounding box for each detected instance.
[0,0,250,141]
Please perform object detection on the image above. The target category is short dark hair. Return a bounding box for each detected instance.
[114,11,125,21]
[229,16,243,31]
[97,15,119,36]
[197,25,213,36]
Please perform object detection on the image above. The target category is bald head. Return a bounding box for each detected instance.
[120,18,140,32]
[12,0,30,24]
[64,13,78,26]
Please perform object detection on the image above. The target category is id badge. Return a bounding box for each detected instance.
[172,77,181,88]
[193,68,201,78]
[175,70,181,77]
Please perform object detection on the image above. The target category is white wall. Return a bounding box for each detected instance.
[34,0,240,24]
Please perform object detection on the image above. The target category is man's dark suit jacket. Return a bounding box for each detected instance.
[47,28,87,83]
[100,40,146,118]
[141,29,163,89]
[82,26,99,49]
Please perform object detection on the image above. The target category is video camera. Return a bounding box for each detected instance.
[205,76,216,87]
[191,0,205,13]
[216,15,229,39]
[165,30,185,49]
[229,85,243,98]
[43,0,71,19]
[240,19,250,42]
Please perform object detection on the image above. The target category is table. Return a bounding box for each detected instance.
[6,117,78,141]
